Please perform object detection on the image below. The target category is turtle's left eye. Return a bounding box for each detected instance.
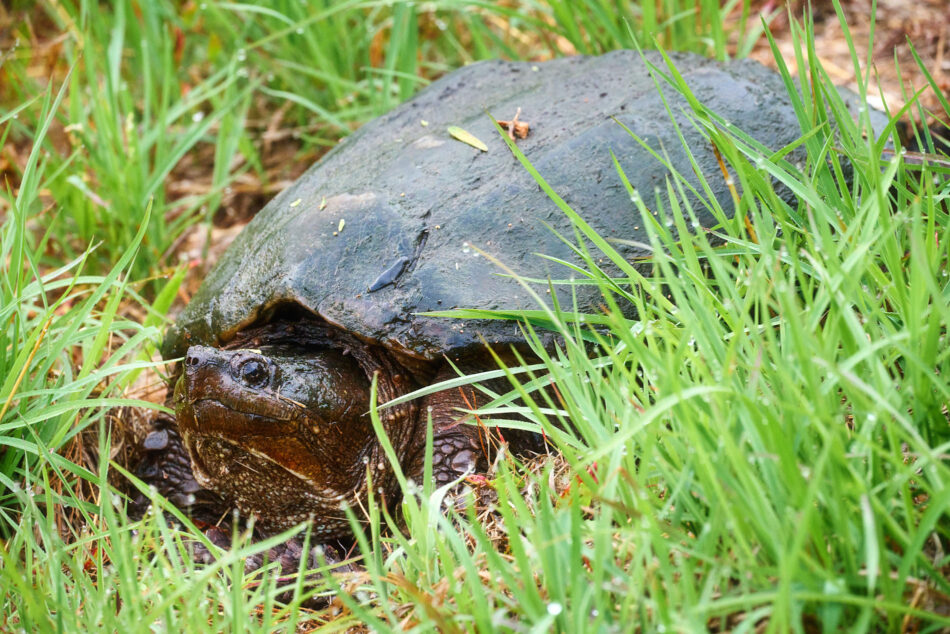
[238,358,269,388]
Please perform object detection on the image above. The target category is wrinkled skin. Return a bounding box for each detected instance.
[132,322,504,608]
[176,345,378,538]
[137,320,497,551]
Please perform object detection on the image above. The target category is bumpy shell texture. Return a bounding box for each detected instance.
[164,50,855,361]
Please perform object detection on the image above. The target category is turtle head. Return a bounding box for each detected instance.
[174,344,378,537]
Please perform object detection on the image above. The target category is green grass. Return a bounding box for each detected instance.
[1,0,767,280]
[2,0,949,631]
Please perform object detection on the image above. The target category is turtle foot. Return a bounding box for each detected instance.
[189,527,359,608]
[130,411,224,523]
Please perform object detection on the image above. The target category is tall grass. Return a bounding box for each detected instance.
[0,45,341,634]
[340,22,950,634]
[1,0,763,281]
[2,1,256,280]
[0,79,162,507]
[1,0,948,631]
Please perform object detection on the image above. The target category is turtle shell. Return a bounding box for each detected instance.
[164,50,830,360]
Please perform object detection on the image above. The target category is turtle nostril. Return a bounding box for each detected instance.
[185,351,202,367]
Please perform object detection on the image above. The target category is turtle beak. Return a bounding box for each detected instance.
[177,345,226,404]
[175,345,300,438]
[174,345,229,438]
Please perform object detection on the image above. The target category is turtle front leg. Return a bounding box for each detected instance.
[188,525,358,608]
[407,368,495,487]
[132,410,224,522]
[430,424,484,486]
[191,527,356,578]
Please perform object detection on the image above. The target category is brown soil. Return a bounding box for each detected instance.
[749,0,948,127]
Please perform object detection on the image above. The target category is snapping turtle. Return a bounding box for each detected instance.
[140,50,842,544]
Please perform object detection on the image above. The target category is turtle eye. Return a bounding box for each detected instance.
[237,358,269,388]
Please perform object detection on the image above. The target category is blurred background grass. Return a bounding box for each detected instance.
[0,0,770,282]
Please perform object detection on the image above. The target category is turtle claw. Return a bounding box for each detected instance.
[431,431,481,485]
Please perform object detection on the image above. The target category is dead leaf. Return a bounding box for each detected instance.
[498,107,530,140]
[447,126,488,152]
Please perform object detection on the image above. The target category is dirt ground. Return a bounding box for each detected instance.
[750,0,948,125]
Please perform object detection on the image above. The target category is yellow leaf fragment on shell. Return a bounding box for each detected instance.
[447,126,487,152]
[338,218,345,233]
[290,198,302,207]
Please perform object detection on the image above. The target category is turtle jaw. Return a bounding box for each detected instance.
[173,345,299,481]
[173,344,385,534]
[182,428,365,537]
[175,345,300,430]
[175,396,295,492]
